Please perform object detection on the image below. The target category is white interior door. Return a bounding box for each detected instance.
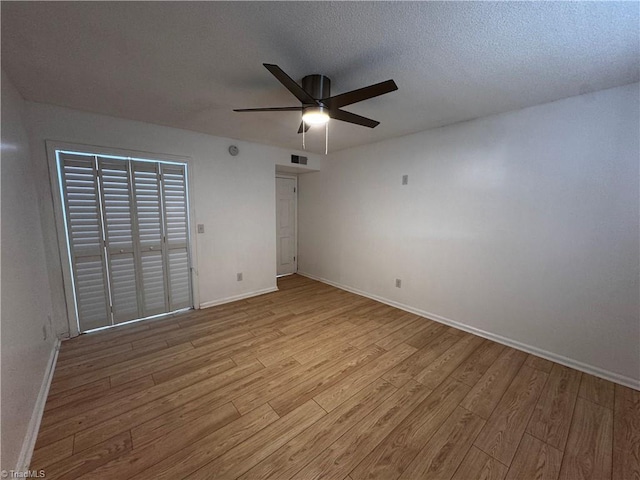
[276,177,297,276]
[132,161,168,317]
[60,154,111,331]
[99,157,141,323]
[160,164,193,310]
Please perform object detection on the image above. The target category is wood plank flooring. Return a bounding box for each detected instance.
[32,274,639,479]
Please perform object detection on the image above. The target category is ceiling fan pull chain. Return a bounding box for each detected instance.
[302,119,306,150]
[325,121,328,155]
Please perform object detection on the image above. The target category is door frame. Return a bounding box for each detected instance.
[46,140,199,337]
[275,174,298,278]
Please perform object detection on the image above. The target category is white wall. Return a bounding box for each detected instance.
[1,72,57,470]
[299,83,640,386]
[24,102,322,337]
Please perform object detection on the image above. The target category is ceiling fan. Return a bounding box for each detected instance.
[234,64,398,134]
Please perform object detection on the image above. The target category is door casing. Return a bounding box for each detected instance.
[47,140,200,337]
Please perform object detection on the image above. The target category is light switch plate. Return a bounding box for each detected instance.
[197,224,205,234]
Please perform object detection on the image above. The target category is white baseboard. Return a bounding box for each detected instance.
[16,338,61,471]
[199,286,279,309]
[298,271,640,390]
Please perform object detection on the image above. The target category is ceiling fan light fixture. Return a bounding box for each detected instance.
[302,106,330,126]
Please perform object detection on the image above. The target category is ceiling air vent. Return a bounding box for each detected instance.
[291,155,307,165]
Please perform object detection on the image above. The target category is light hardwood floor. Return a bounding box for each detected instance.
[32,274,639,479]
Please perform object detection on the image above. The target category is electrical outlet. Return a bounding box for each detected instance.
[197,224,205,234]
[237,272,243,281]
[395,278,402,288]
[402,174,408,185]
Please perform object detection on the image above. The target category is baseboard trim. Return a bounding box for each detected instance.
[199,286,279,309]
[16,338,61,471]
[298,271,640,390]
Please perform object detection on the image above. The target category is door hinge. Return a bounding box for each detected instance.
[294,187,296,193]
[294,256,296,261]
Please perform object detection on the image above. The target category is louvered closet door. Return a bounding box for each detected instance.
[161,164,192,310]
[59,153,193,332]
[60,154,111,331]
[132,161,169,316]
[98,158,141,323]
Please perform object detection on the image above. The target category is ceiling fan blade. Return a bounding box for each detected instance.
[263,64,317,105]
[234,107,303,112]
[297,121,311,134]
[329,109,380,128]
[325,79,398,109]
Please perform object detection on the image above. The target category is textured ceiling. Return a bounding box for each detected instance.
[2,2,638,153]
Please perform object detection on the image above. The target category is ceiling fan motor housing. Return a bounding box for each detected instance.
[301,74,331,120]
[302,74,331,103]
